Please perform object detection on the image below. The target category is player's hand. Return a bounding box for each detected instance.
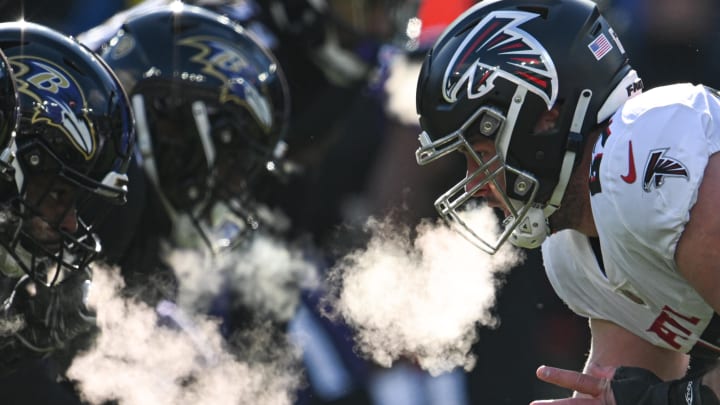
[530,365,617,405]
[8,268,97,352]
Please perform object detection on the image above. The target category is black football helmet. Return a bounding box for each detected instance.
[100,4,290,253]
[415,0,642,253]
[0,21,135,286]
[257,0,415,86]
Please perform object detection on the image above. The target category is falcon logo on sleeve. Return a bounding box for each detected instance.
[442,10,558,108]
[642,148,689,192]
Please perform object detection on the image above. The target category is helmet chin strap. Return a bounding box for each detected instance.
[509,89,592,249]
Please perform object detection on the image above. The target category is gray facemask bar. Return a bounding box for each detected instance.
[1,132,19,188]
[133,94,177,222]
[416,86,533,254]
[192,100,216,171]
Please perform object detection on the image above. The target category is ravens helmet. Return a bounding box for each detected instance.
[0,21,135,286]
[100,3,290,253]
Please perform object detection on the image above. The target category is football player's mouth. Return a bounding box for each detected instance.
[29,230,64,253]
[472,186,498,205]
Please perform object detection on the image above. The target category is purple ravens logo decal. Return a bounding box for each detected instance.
[11,56,96,159]
[178,35,273,132]
[642,148,689,192]
[442,10,558,108]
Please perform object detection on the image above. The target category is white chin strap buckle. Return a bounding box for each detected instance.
[507,207,549,249]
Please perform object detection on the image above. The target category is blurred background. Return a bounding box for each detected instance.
[0,0,717,404]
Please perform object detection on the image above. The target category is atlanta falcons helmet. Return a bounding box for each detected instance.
[100,4,290,253]
[415,0,642,253]
[0,21,135,286]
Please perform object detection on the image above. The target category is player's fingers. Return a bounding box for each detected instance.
[536,365,607,397]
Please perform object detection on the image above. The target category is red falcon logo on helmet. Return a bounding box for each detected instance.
[442,10,558,108]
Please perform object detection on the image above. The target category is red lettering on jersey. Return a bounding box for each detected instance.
[647,306,700,349]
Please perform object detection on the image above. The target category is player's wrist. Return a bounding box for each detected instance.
[611,366,720,405]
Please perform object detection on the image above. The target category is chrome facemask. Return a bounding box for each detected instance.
[416,87,550,254]
[417,86,593,254]
[0,201,101,287]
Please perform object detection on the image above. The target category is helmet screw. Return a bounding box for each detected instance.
[220,130,232,144]
[188,186,199,200]
[514,96,523,103]
[516,181,528,193]
[28,154,41,166]
[482,121,494,133]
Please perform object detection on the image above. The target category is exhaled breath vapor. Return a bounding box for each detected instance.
[67,232,317,405]
[324,205,523,376]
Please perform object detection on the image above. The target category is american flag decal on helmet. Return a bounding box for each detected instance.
[588,33,613,60]
[442,10,558,108]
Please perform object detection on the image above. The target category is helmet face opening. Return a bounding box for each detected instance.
[135,91,277,253]
[0,168,102,287]
[415,0,637,253]
[0,22,135,286]
[416,100,542,254]
[103,4,291,254]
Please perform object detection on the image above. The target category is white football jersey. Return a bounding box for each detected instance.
[542,83,720,356]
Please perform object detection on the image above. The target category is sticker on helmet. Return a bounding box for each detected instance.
[442,10,558,108]
[179,36,273,131]
[11,56,97,159]
[588,33,613,61]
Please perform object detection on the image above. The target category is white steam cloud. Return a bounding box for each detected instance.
[68,231,319,405]
[324,205,523,376]
[383,53,423,126]
[67,266,303,405]
[168,234,320,321]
